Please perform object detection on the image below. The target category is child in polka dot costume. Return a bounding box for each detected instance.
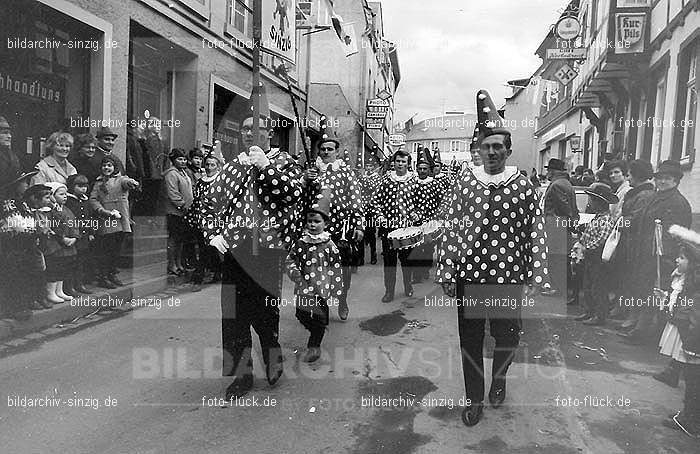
[285,198,343,363]
[411,158,444,282]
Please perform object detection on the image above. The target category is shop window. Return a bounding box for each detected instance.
[681,50,697,161]
[450,140,460,152]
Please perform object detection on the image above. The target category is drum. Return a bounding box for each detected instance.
[421,221,443,243]
[388,227,423,249]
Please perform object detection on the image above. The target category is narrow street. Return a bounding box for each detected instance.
[0,262,695,454]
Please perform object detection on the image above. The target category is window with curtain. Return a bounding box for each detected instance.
[682,49,697,160]
[450,140,460,152]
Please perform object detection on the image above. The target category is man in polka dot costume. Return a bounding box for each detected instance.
[300,138,364,320]
[411,153,444,282]
[435,89,550,427]
[201,114,303,399]
[370,149,421,302]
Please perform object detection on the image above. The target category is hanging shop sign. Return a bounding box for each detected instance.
[615,13,646,54]
[263,0,297,64]
[555,16,581,41]
[366,117,384,130]
[554,64,578,86]
[366,98,389,119]
[388,133,405,146]
[546,48,587,60]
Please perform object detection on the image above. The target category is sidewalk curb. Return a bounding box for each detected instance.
[0,273,188,343]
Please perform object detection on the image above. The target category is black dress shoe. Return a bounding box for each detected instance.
[108,274,124,287]
[266,358,284,386]
[582,316,605,326]
[96,277,117,289]
[574,313,593,321]
[381,292,394,303]
[225,375,254,400]
[488,379,506,408]
[461,402,484,427]
[74,283,93,294]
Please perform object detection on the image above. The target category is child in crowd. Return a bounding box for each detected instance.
[0,180,47,319]
[659,225,700,438]
[42,182,78,304]
[572,183,618,326]
[188,148,205,182]
[90,155,140,289]
[66,174,96,294]
[163,148,194,276]
[285,191,343,363]
[185,154,222,290]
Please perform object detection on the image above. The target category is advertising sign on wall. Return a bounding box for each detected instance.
[263,0,297,63]
[615,13,647,54]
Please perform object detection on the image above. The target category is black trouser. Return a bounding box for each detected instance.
[679,363,700,432]
[96,232,123,277]
[192,231,221,285]
[380,233,413,295]
[2,248,44,315]
[582,250,609,320]
[456,283,522,404]
[333,236,355,306]
[295,295,329,348]
[364,226,377,262]
[220,238,284,377]
[410,242,434,278]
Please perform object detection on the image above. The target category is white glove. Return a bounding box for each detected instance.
[111,210,122,219]
[248,146,271,169]
[209,235,229,254]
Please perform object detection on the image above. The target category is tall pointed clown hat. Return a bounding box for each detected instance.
[432,148,442,165]
[246,82,271,122]
[416,146,434,167]
[470,122,481,153]
[476,89,511,140]
[309,186,332,220]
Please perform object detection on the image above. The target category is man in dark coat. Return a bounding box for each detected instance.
[0,116,21,190]
[542,158,579,299]
[619,160,692,344]
[94,126,126,176]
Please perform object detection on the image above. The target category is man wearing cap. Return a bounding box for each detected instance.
[94,126,126,176]
[201,111,303,399]
[0,116,21,190]
[573,183,619,326]
[301,138,363,320]
[436,89,549,427]
[620,160,692,343]
[542,157,579,299]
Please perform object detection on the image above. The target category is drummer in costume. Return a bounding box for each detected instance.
[360,160,382,265]
[301,138,363,321]
[371,149,420,302]
[411,149,443,282]
[435,89,550,427]
[201,88,303,399]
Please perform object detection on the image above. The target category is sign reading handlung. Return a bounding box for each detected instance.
[615,13,646,54]
[263,0,297,63]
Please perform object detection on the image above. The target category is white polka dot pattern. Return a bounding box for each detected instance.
[285,238,343,302]
[435,168,550,287]
[200,150,303,250]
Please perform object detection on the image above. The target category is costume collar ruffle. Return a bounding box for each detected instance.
[237,148,280,166]
[416,176,434,185]
[301,230,331,244]
[470,166,519,187]
[388,171,416,183]
[201,173,219,183]
[316,158,344,172]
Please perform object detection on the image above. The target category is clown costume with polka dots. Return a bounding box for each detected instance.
[370,149,421,302]
[299,138,364,320]
[285,190,343,363]
[435,89,550,428]
[200,112,303,400]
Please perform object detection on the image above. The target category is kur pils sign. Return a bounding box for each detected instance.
[615,13,646,54]
[263,0,297,64]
